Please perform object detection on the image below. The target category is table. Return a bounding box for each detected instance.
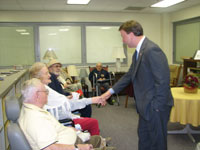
[168,87,200,142]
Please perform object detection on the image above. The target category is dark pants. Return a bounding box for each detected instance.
[138,107,171,150]
[97,82,110,95]
[78,105,92,118]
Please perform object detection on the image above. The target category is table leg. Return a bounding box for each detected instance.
[168,124,200,143]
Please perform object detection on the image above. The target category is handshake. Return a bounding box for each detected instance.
[91,91,112,106]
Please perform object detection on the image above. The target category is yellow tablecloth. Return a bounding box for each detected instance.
[170,87,200,126]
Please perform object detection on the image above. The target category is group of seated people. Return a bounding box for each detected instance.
[17,60,116,150]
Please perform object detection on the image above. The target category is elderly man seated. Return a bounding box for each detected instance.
[48,59,92,118]
[89,62,114,105]
[18,78,115,150]
[48,59,82,93]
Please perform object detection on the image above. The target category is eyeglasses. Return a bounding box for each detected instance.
[37,89,49,95]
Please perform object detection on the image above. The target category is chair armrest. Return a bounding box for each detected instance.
[59,118,75,127]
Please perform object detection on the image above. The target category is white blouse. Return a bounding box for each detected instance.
[43,85,92,120]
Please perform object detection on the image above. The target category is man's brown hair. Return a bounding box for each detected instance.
[119,20,143,36]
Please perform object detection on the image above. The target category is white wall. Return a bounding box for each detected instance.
[1,7,200,90]
[0,11,162,71]
[170,5,200,22]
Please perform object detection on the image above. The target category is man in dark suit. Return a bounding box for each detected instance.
[102,20,173,150]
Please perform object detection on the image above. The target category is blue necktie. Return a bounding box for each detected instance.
[135,50,138,60]
[133,51,137,68]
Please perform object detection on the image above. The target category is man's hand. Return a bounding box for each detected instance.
[101,90,112,100]
[100,90,112,106]
[77,144,93,150]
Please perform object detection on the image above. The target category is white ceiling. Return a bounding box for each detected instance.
[0,0,200,13]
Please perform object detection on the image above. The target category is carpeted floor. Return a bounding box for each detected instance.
[91,96,200,150]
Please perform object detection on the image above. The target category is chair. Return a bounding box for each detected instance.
[169,64,182,87]
[89,66,109,97]
[89,66,120,106]
[124,83,134,108]
[5,97,31,150]
[59,118,75,127]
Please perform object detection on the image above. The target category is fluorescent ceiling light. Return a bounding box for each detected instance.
[20,32,30,35]
[151,0,185,8]
[16,29,26,32]
[59,28,69,32]
[67,0,91,5]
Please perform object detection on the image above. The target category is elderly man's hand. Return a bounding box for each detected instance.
[64,83,70,88]
[66,95,73,99]
[91,96,103,104]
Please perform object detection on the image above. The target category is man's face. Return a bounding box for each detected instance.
[49,63,61,76]
[96,64,102,71]
[120,30,136,48]
[37,84,49,106]
[39,66,51,85]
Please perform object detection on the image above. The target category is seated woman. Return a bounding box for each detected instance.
[47,59,92,117]
[29,62,101,136]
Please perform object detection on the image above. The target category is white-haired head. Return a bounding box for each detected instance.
[21,78,43,103]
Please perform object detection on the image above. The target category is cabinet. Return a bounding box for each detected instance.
[0,69,29,150]
[183,58,200,78]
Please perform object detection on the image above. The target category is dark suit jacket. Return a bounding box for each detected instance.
[113,37,173,121]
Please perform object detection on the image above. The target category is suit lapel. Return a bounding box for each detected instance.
[132,38,148,78]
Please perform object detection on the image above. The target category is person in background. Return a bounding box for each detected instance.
[48,59,92,118]
[48,59,71,96]
[59,64,82,93]
[89,62,114,105]
[29,62,100,136]
[18,78,115,150]
[101,20,173,150]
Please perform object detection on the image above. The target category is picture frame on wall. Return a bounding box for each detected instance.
[193,50,200,60]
